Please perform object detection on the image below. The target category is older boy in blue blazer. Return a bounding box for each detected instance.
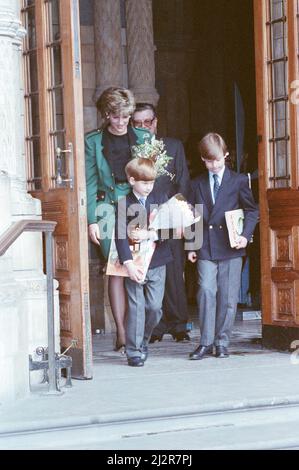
[188,133,259,359]
[115,158,173,367]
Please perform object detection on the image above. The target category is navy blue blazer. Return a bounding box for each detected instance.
[152,137,191,199]
[191,167,259,261]
[115,191,173,269]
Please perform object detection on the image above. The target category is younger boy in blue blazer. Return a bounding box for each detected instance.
[188,133,259,359]
[115,158,173,367]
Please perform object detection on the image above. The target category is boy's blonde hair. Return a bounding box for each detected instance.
[198,133,228,161]
[125,158,157,182]
[96,87,135,124]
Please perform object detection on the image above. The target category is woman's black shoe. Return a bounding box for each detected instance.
[114,340,126,353]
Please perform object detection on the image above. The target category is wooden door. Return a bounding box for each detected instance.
[254,0,299,348]
[22,0,92,377]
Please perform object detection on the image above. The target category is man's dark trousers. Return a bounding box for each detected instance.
[153,238,189,336]
[151,136,191,337]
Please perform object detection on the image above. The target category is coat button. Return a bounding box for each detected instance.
[111,200,115,205]
[110,186,114,191]
[219,225,223,229]
[209,225,213,229]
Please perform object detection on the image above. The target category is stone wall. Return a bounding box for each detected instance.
[0,0,59,406]
[80,0,97,132]
[153,0,257,175]
[80,0,159,131]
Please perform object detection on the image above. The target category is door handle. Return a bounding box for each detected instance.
[55,143,74,189]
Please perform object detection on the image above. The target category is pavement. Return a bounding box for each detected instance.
[1,316,299,449]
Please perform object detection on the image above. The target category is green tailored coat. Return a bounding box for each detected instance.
[85,126,151,259]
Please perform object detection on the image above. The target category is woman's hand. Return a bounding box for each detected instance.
[188,251,197,263]
[88,223,101,246]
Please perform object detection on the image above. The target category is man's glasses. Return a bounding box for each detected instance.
[132,118,155,128]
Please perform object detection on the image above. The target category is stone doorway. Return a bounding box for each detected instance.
[153,0,258,175]
[153,0,260,316]
[79,0,261,341]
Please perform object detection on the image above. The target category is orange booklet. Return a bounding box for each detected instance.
[106,229,156,281]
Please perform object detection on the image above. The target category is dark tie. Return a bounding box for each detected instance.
[213,174,220,202]
[139,197,146,206]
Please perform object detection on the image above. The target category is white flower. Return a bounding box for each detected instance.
[149,194,201,230]
[132,136,174,179]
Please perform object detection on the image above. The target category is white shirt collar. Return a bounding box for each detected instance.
[133,191,147,202]
[209,165,226,185]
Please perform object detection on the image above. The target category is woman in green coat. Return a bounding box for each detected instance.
[85,87,151,351]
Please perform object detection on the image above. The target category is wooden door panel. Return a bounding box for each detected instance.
[267,190,299,327]
[273,282,295,321]
[39,181,91,379]
[23,0,92,377]
[273,230,293,267]
[254,0,299,342]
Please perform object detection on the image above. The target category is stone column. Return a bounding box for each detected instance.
[94,0,123,102]
[0,0,28,404]
[125,0,159,105]
[0,0,59,403]
[92,1,124,334]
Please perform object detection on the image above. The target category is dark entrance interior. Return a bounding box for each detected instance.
[153,0,260,311]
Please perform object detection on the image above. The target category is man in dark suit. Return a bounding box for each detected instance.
[132,103,191,342]
[188,133,259,359]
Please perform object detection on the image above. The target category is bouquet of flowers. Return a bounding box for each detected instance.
[149,193,201,231]
[106,194,200,280]
[131,136,174,180]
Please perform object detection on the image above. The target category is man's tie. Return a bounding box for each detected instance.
[139,197,146,206]
[213,174,220,203]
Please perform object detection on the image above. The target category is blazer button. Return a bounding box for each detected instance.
[209,225,213,229]
[219,225,223,229]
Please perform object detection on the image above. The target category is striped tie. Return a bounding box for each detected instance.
[213,174,220,202]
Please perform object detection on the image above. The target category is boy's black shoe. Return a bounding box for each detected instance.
[127,357,144,367]
[189,345,213,360]
[215,346,229,358]
[140,346,148,362]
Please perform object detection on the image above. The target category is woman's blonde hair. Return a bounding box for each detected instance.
[125,158,157,182]
[96,87,136,125]
[198,133,228,161]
